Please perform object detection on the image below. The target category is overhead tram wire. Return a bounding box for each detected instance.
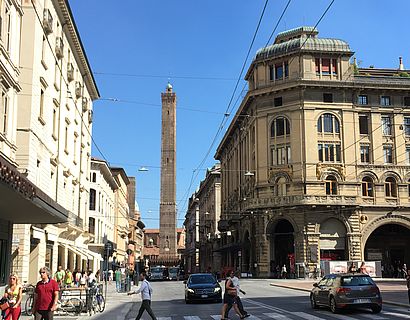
[30,0,110,165]
[94,72,236,81]
[178,0,294,218]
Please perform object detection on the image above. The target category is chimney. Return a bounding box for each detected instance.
[399,56,404,70]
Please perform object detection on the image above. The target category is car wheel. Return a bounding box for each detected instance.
[310,294,318,309]
[330,297,339,314]
[371,305,382,314]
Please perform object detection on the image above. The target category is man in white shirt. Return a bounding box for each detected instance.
[128,272,157,320]
[225,270,250,318]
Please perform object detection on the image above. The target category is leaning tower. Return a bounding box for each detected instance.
[159,83,177,260]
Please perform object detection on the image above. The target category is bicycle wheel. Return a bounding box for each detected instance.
[65,298,84,315]
[96,294,105,312]
[25,295,33,316]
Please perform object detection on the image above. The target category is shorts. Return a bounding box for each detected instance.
[223,292,237,305]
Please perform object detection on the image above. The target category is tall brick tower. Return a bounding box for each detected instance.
[159,83,177,260]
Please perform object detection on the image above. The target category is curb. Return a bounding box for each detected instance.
[269,283,409,308]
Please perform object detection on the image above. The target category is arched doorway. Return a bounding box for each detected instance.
[365,223,410,277]
[270,219,294,277]
[319,218,347,261]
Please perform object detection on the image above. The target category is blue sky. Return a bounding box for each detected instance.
[69,0,410,228]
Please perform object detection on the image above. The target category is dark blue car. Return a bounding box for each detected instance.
[184,273,222,304]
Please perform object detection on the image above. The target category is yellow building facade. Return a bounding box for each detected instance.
[215,27,410,278]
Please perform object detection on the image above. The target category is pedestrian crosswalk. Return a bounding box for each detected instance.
[156,308,410,320]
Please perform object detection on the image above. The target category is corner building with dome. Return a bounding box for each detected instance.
[214,26,410,278]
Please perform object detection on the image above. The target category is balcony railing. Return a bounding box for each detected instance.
[67,211,83,229]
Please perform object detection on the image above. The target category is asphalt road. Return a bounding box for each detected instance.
[20,279,410,320]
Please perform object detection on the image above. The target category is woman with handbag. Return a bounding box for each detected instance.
[2,274,22,320]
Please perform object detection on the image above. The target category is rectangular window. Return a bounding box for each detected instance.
[332,59,337,74]
[39,89,44,119]
[89,217,95,234]
[1,92,8,135]
[273,146,290,165]
[318,144,323,162]
[45,242,53,270]
[404,117,410,136]
[5,5,11,52]
[358,95,368,105]
[41,36,46,62]
[406,146,410,164]
[284,61,289,78]
[323,93,333,103]
[89,189,96,210]
[381,96,391,106]
[64,124,68,153]
[381,116,392,136]
[360,145,370,163]
[322,59,330,74]
[269,65,274,81]
[383,145,393,164]
[404,97,410,106]
[275,64,283,80]
[274,97,282,107]
[73,133,78,162]
[315,58,320,74]
[359,115,369,134]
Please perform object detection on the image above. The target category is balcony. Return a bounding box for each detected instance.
[67,63,74,82]
[59,211,83,240]
[55,37,64,59]
[43,9,53,35]
[75,82,82,98]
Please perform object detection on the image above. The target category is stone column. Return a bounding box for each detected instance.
[12,224,31,283]
[347,233,362,261]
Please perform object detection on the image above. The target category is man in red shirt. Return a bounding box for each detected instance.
[32,266,59,320]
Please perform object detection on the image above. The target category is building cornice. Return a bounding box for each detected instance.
[55,0,100,100]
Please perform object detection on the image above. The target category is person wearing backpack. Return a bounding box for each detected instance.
[127,272,157,320]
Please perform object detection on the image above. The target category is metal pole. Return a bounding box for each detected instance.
[104,257,108,301]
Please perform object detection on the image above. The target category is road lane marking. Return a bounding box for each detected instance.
[360,314,387,319]
[210,316,221,320]
[184,317,201,320]
[264,312,289,319]
[315,310,360,319]
[291,312,326,319]
[382,312,410,319]
[157,318,172,320]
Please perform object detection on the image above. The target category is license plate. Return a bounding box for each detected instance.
[354,299,371,304]
[201,295,208,298]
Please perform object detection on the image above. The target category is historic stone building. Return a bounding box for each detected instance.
[159,83,178,261]
[215,26,410,277]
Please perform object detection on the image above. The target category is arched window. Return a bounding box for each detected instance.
[361,176,374,197]
[385,177,397,197]
[276,176,287,196]
[271,117,290,137]
[317,113,340,133]
[325,175,337,195]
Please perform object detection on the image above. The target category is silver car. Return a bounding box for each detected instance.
[310,273,382,314]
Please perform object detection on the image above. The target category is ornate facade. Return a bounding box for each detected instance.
[215,27,410,277]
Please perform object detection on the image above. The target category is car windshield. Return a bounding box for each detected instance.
[169,268,178,274]
[189,275,216,284]
[151,268,163,273]
[341,276,374,286]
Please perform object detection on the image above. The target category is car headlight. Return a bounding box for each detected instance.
[187,288,195,293]
[214,287,221,293]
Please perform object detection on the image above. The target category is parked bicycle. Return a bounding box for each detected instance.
[22,283,35,316]
[87,283,105,315]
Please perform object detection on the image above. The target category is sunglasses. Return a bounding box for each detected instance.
[40,271,46,274]
[10,277,16,280]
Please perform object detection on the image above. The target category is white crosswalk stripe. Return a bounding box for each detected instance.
[315,310,360,319]
[184,316,201,320]
[210,316,221,320]
[264,312,289,319]
[360,314,387,319]
[382,312,410,319]
[291,312,326,320]
[157,318,172,320]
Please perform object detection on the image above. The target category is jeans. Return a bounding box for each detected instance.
[135,300,156,320]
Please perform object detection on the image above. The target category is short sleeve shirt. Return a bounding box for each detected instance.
[35,279,59,311]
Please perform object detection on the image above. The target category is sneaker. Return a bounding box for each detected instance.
[244,314,251,318]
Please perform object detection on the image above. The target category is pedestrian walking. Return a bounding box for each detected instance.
[64,269,73,288]
[115,269,122,292]
[32,267,59,320]
[53,266,65,287]
[281,265,287,279]
[127,272,157,320]
[225,271,250,319]
[2,273,22,320]
[220,270,244,320]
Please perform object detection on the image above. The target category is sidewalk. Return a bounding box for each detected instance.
[270,278,409,308]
